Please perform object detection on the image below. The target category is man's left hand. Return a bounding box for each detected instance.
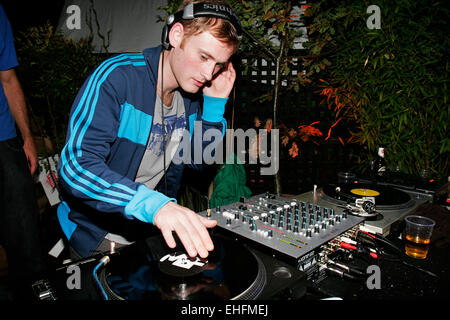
[202,61,236,99]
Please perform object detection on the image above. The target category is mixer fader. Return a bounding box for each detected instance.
[199,193,365,264]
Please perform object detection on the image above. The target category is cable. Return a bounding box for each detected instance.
[319,263,360,281]
[358,231,403,257]
[160,49,168,195]
[93,255,111,300]
[356,230,439,279]
[326,258,366,277]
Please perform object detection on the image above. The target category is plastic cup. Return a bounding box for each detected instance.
[404,215,435,259]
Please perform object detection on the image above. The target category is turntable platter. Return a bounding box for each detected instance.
[321,183,415,210]
[99,234,266,300]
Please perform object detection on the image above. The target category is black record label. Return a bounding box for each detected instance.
[158,252,208,277]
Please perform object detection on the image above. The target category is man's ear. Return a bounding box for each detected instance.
[169,22,184,48]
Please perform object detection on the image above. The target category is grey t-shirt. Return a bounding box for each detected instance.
[105,91,185,245]
[135,90,186,188]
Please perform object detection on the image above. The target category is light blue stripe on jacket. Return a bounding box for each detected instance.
[60,54,146,205]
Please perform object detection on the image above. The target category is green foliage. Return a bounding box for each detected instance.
[304,0,449,179]
[230,1,306,87]
[15,22,103,153]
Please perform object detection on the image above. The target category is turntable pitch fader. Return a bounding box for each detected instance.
[198,193,365,267]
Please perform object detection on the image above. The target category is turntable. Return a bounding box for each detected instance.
[296,182,430,235]
[40,234,306,301]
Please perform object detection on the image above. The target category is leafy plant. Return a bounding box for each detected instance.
[304,0,449,180]
[15,22,103,154]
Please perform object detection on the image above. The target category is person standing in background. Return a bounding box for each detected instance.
[0,4,47,300]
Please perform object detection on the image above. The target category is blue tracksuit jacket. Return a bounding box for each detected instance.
[57,46,227,257]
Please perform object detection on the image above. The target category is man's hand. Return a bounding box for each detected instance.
[22,136,38,175]
[202,61,236,99]
[153,201,217,258]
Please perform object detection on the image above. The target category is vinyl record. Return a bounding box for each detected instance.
[321,183,414,210]
[98,234,266,300]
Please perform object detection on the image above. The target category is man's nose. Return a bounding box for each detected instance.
[201,62,217,81]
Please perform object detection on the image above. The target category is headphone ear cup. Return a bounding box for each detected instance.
[161,24,170,50]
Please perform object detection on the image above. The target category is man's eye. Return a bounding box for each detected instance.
[201,55,208,61]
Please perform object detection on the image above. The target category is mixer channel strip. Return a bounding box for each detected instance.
[199,193,365,262]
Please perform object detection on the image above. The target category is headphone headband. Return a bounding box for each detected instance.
[162,2,242,50]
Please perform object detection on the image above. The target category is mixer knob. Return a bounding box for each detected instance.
[306,229,312,237]
[302,219,307,229]
[330,209,335,216]
[293,224,299,233]
[261,213,268,223]
[269,210,275,221]
[267,230,273,238]
[286,221,292,231]
[321,222,327,230]
[329,218,335,226]
[278,219,284,228]
[314,225,320,233]
[226,218,232,225]
[223,211,234,220]
[270,216,276,226]
[342,211,347,219]
[336,215,341,223]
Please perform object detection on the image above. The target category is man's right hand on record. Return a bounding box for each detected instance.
[153,201,217,258]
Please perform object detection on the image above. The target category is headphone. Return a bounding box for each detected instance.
[161,2,242,50]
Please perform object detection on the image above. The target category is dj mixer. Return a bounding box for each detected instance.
[198,192,365,268]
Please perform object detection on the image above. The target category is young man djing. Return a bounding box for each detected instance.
[57,0,241,259]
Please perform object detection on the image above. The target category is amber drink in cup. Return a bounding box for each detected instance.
[404,215,435,259]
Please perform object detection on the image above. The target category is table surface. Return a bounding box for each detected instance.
[305,203,450,300]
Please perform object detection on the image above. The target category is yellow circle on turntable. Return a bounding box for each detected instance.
[350,188,380,197]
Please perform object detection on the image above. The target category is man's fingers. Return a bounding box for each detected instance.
[193,215,217,252]
[199,215,218,228]
[154,202,218,258]
[28,156,38,175]
[176,213,213,258]
[171,218,200,257]
[160,227,177,249]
